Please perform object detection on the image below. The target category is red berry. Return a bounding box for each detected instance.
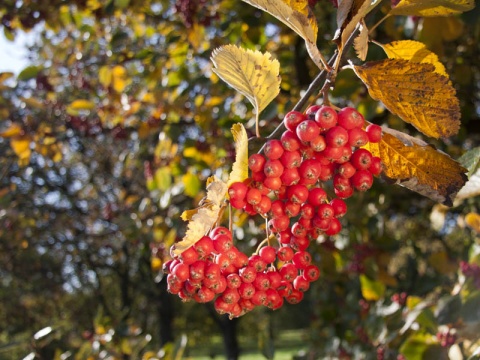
[251,289,267,306]
[284,111,306,131]
[228,181,248,201]
[318,203,335,219]
[310,135,327,152]
[239,266,257,283]
[246,188,262,206]
[264,159,284,178]
[303,264,320,282]
[269,215,290,232]
[226,273,242,289]
[212,234,233,253]
[190,260,206,280]
[194,236,215,258]
[215,296,234,314]
[253,272,271,290]
[333,174,351,192]
[267,271,282,289]
[285,201,301,217]
[210,227,232,239]
[270,200,285,218]
[325,217,342,236]
[179,246,199,265]
[337,162,357,179]
[351,169,373,191]
[366,123,382,143]
[369,156,382,176]
[325,126,349,148]
[296,120,320,142]
[238,282,256,299]
[300,203,315,219]
[308,187,327,206]
[254,195,272,215]
[330,198,347,217]
[348,128,369,147]
[279,230,292,245]
[264,139,284,160]
[259,246,277,264]
[334,185,354,199]
[337,107,364,129]
[315,105,338,130]
[280,167,301,186]
[280,263,298,281]
[280,150,302,169]
[194,286,215,303]
[292,251,312,269]
[222,287,241,304]
[172,263,190,282]
[263,176,282,191]
[265,288,282,309]
[351,148,373,170]
[291,236,310,251]
[248,254,267,272]
[299,159,321,181]
[286,289,304,304]
[305,105,322,120]
[248,154,266,172]
[337,146,353,164]
[293,275,310,292]
[287,184,309,204]
[281,130,301,151]
[205,263,221,280]
[277,246,294,261]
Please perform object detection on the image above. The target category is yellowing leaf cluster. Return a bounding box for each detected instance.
[353,59,460,139]
[390,0,475,16]
[364,130,467,206]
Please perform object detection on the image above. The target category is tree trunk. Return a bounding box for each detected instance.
[157,279,175,346]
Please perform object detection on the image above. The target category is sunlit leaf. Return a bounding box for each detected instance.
[360,274,385,301]
[0,123,23,138]
[465,213,480,233]
[182,171,202,198]
[390,0,475,16]
[174,177,228,255]
[17,65,41,81]
[364,129,467,206]
[11,137,32,162]
[353,21,369,61]
[154,168,172,192]
[227,123,249,187]
[20,96,45,109]
[211,45,281,136]
[240,0,327,70]
[381,40,447,76]
[428,251,457,274]
[112,65,128,93]
[69,99,96,110]
[400,333,446,360]
[99,66,112,87]
[353,59,460,139]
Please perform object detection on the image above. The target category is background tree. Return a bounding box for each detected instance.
[0,0,479,359]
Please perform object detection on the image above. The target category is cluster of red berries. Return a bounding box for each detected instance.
[168,105,382,317]
[165,226,320,318]
[436,330,457,347]
[460,260,480,289]
[229,105,381,241]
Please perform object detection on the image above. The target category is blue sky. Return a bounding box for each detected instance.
[0,30,36,74]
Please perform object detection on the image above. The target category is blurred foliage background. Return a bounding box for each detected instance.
[0,0,479,359]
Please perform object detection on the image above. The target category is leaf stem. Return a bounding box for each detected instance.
[368,13,391,35]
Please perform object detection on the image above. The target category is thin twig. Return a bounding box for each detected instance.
[256,27,361,153]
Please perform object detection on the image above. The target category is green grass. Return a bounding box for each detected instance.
[184,329,308,360]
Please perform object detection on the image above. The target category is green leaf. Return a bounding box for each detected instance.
[154,168,172,192]
[17,66,41,81]
[182,172,201,198]
[360,274,386,301]
[458,147,480,178]
[399,333,446,360]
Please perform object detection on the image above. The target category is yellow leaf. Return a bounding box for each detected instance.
[390,0,475,16]
[335,0,378,51]
[428,251,457,274]
[227,123,249,187]
[187,22,205,50]
[69,99,96,110]
[20,96,45,109]
[0,123,23,138]
[353,59,460,139]
[211,45,281,136]
[381,40,447,76]
[0,72,14,84]
[465,213,480,233]
[364,129,467,206]
[11,137,31,161]
[353,21,369,61]
[360,274,385,301]
[240,0,327,70]
[182,171,201,198]
[173,178,227,256]
[99,66,112,87]
[112,65,128,93]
